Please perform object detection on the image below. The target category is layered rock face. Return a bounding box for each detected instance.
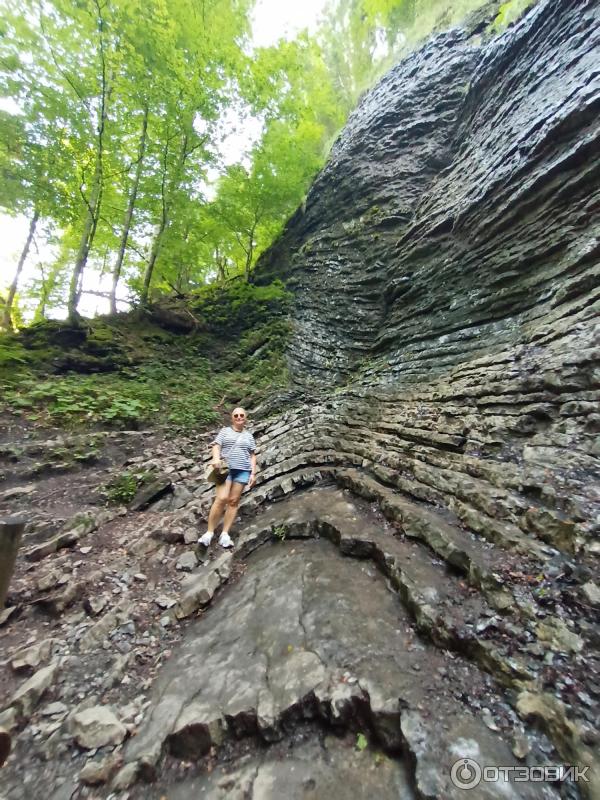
[118,2,599,797]
[242,0,600,791]
[251,0,600,587]
[258,0,599,392]
[115,2,600,796]
[3,3,598,799]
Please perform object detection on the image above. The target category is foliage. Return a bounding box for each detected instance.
[100,469,155,505]
[356,732,368,751]
[489,0,538,32]
[318,0,492,107]
[0,0,254,319]
[0,335,30,369]
[5,373,159,426]
[0,281,291,430]
[272,524,287,542]
[191,279,292,333]
[0,0,500,321]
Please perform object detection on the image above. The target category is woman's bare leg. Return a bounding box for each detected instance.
[207,480,231,532]
[221,481,245,534]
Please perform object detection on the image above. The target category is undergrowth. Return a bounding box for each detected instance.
[0,282,291,430]
[100,470,156,505]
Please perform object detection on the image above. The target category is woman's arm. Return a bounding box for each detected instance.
[211,443,221,467]
[248,451,257,488]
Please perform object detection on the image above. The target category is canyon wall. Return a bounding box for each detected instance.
[241,0,600,786]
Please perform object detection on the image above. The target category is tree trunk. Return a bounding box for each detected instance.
[110,105,148,314]
[67,167,102,321]
[244,221,258,281]
[139,133,188,307]
[67,2,111,323]
[140,214,167,306]
[33,261,60,322]
[244,247,253,281]
[1,210,39,331]
[175,226,191,292]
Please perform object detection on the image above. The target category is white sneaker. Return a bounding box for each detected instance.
[218,532,234,548]
[198,531,214,547]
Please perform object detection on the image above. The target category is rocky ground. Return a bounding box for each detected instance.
[2,0,600,798]
[0,414,598,799]
[0,416,234,799]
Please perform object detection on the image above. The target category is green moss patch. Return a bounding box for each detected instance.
[0,282,292,431]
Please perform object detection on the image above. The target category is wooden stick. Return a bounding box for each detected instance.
[0,516,25,608]
[0,726,10,767]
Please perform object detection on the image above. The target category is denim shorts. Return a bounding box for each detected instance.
[228,469,251,485]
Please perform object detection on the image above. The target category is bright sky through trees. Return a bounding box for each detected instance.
[0,0,498,326]
[0,0,328,319]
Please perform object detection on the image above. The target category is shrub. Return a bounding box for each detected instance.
[100,470,155,505]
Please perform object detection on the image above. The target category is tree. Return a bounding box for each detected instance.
[0,0,253,317]
[1,210,39,330]
[0,0,491,322]
[0,99,69,328]
[109,104,148,313]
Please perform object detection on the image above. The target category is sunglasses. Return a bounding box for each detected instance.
[233,413,246,418]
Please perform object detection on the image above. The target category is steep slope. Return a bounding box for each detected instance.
[257,0,599,390]
[243,0,600,791]
[1,1,599,798]
[117,0,599,793]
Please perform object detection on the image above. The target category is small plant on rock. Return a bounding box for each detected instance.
[272,524,287,542]
[100,469,155,505]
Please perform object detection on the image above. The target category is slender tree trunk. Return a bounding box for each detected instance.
[67,1,110,322]
[214,247,227,282]
[244,246,253,281]
[34,261,58,323]
[110,105,148,313]
[1,210,39,331]
[175,226,191,292]
[244,220,258,281]
[67,166,102,321]
[140,133,188,307]
[140,215,167,306]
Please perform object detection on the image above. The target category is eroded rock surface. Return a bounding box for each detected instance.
[138,732,417,800]
[1,0,599,798]
[125,529,555,799]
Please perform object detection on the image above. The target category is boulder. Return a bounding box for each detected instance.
[79,752,122,785]
[72,706,127,749]
[175,551,197,571]
[9,661,60,721]
[582,582,600,607]
[128,477,172,512]
[10,638,58,673]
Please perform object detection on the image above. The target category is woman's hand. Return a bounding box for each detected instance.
[248,471,256,489]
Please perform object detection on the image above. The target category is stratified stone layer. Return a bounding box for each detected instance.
[257,0,599,393]
[241,0,600,793]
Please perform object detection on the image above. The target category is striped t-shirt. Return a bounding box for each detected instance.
[213,427,256,471]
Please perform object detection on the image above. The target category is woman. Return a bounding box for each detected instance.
[199,407,257,548]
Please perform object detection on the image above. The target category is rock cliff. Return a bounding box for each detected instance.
[243,0,599,793]
[115,0,600,794]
